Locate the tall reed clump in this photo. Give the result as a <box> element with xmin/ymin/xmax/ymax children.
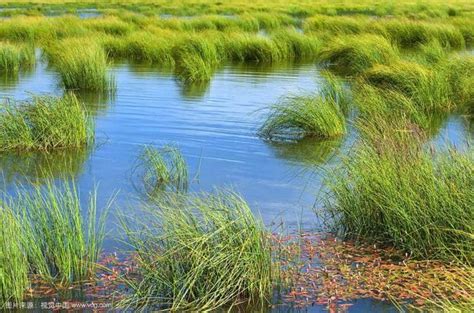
<box><xmin>135</xmin><ymin>145</ymin><xmax>188</xmax><ymax>194</ymax></box>
<box><xmin>324</xmin><ymin>135</ymin><xmax>474</xmax><ymax>264</ymax></box>
<box><xmin>0</xmin><ymin>94</ymin><xmax>94</xmax><ymax>151</ymax></box>
<box><xmin>120</xmin><ymin>191</ymin><xmax>272</xmax><ymax>311</ymax></box>
<box><xmin>224</xmin><ymin>32</ymin><xmax>282</xmax><ymax>63</ymax></box>
<box><xmin>270</xmin><ymin>29</ymin><xmax>321</xmax><ymax>61</ymax></box>
<box><xmin>5</xmin><ymin>180</ymin><xmax>111</xmax><ymax>286</ymax></box>
<box><xmin>378</xmin><ymin>19</ymin><xmax>465</xmax><ymax>49</ymax></box>
<box><xmin>362</xmin><ymin>60</ymin><xmax>452</xmax><ymax>113</ymax></box>
<box><xmin>0</xmin><ymin>207</ymin><xmax>29</xmax><ymax>306</ymax></box>
<box><xmin>173</xmin><ymin>35</ymin><xmax>221</xmax><ymax>82</ymax></box>
<box><xmin>437</xmin><ymin>55</ymin><xmax>474</xmax><ymax>110</ymax></box>
<box><xmin>47</xmin><ymin>38</ymin><xmax>114</xmax><ymax>91</ymax></box>
<box><xmin>318</xmin><ymin>34</ymin><xmax>399</xmax><ymax>75</ymax></box>
<box><xmin>259</xmin><ymin>72</ymin><xmax>350</xmax><ymax>140</ymax></box>
<box><xmin>0</xmin><ymin>42</ymin><xmax>34</xmax><ymax>73</ymax></box>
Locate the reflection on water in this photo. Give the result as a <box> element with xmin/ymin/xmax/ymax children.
<box><xmin>268</xmin><ymin>137</ymin><xmax>342</xmax><ymax>167</ymax></box>
<box><xmin>0</xmin><ymin>147</ymin><xmax>91</xmax><ymax>185</ymax></box>
<box><xmin>74</xmin><ymin>89</ymin><xmax>115</xmax><ymax>116</ymax></box>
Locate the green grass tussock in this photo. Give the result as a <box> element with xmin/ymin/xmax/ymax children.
<box><xmin>0</xmin><ymin>207</ymin><xmax>29</xmax><ymax>306</ymax></box>
<box><xmin>270</xmin><ymin>29</ymin><xmax>321</xmax><ymax>61</ymax></box>
<box><xmin>325</xmin><ymin>138</ymin><xmax>474</xmax><ymax>264</ymax></box>
<box><xmin>318</xmin><ymin>34</ymin><xmax>399</xmax><ymax>75</ymax></box>
<box><xmin>379</xmin><ymin>19</ymin><xmax>465</xmax><ymax>49</ymax></box>
<box><xmin>111</xmin><ymin>31</ymin><xmax>175</xmax><ymax>65</ymax></box>
<box><xmin>0</xmin><ymin>42</ymin><xmax>34</xmax><ymax>73</ymax></box>
<box><xmin>0</xmin><ymin>94</ymin><xmax>94</xmax><ymax>151</ymax></box>
<box><xmin>120</xmin><ymin>191</ymin><xmax>272</xmax><ymax>311</ymax></box>
<box><xmin>259</xmin><ymin>72</ymin><xmax>349</xmax><ymax>140</ymax></box>
<box><xmin>136</xmin><ymin>145</ymin><xmax>188</xmax><ymax>194</ymax></box>
<box><xmin>9</xmin><ymin>181</ymin><xmax>110</xmax><ymax>285</ymax></box>
<box><xmin>46</xmin><ymin>38</ymin><xmax>114</xmax><ymax>91</ymax></box>
<box><xmin>303</xmin><ymin>15</ymin><xmax>368</xmax><ymax>34</ymax></box>
<box><xmin>173</xmin><ymin>34</ymin><xmax>221</xmax><ymax>82</ymax></box>
<box><xmin>1</xmin><ymin>180</ymin><xmax>111</xmax><ymax>304</ymax></box>
<box><xmin>225</xmin><ymin>33</ymin><xmax>282</xmax><ymax>63</ymax></box>
<box><xmin>362</xmin><ymin>60</ymin><xmax>451</xmax><ymax>113</ymax></box>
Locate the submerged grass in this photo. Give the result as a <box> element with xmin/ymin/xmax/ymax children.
<box><xmin>259</xmin><ymin>72</ymin><xmax>349</xmax><ymax>140</ymax></box>
<box><xmin>0</xmin><ymin>94</ymin><xmax>93</xmax><ymax>151</ymax></box>
<box><xmin>136</xmin><ymin>145</ymin><xmax>188</xmax><ymax>194</ymax></box>
<box><xmin>120</xmin><ymin>191</ymin><xmax>272</xmax><ymax>311</ymax></box>
<box><xmin>0</xmin><ymin>42</ymin><xmax>34</xmax><ymax>73</ymax></box>
<box><xmin>325</xmin><ymin>135</ymin><xmax>474</xmax><ymax>264</ymax></box>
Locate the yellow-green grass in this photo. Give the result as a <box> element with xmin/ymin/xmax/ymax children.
<box><xmin>0</xmin><ymin>207</ymin><xmax>29</xmax><ymax>306</ymax></box>
<box><xmin>46</xmin><ymin>38</ymin><xmax>114</xmax><ymax>91</ymax></box>
<box><xmin>362</xmin><ymin>61</ymin><xmax>451</xmax><ymax>113</ymax></box>
<box><xmin>0</xmin><ymin>42</ymin><xmax>34</xmax><ymax>73</ymax></box>
<box><xmin>0</xmin><ymin>94</ymin><xmax>94</xmax><ymax>151</ymax></box>
<box><xmin>259</xmin><ymin>72</ymin><xmax>349</xmax><ymax>140</ymax></box>
<box><xmin>2</xmin><ymin>180</ymin><xmax>111</xmax><ymax>287</ymax></box>
<box><xmin>119</xmin><ymin>190</ymin><xmax>272</xmax><ymax>311</ymax></box>
<box><xmin>318</xmin><ymin>34</ymin><xmax>400</xmax><ymax>75</ymax></box>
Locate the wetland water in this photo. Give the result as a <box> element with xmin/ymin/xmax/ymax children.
<box><xmin>0</xmin><ymin>55</ymin><xmax>471</xmax><ymax>311</ymax></box>
<box><xmin>0</xmin><ymin>55</ymin><xmax>471</xmax><ymax>236</ymax></box>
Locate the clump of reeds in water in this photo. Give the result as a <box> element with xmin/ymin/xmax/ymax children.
<box><xmin>0</xmin><ymin>94</ymin><xmax>94</xmax><ymax>151</ymax></box>
<box><xmin>0</xmin><ymin>42</ymin><xmax>34</xmax><ymax>73</ymax></box>
<box><xmin>173</xmin><ymin>35</ymin><xmax>221</xmax><ymax>82</ymax></box>
<box><xmin>6</xmin><ymin>180</ymin><xmax>111</xmax><ymax>286</ymax></box>
<box><xmin>0</xmin><ymin>179</ymin><xmax>111</xmax><ymax>305</ymax></box>
<box><xmin>120</xmin><ymin>190</ymin><xmax>272</xmax><ymax>311</ymax></box>
<box><xmin>0</xmin><ymin>207</ymin><xmax>29</xmax><ymax>306</ymax></box>
<box><xmin>46</xmin><ymin>38</ymin><xmax>114</xmax><ymax>91</ymax></box>
<box><xmin>259</xmin><ymin>72</ymin><xmax>350</xmax><ymax>140</ymax></box>
<box><xmin>324</xmin><ymin>129</ymin><xmax>474</xmax><ymax>264</ymax></box>
<box><xmin>318</xmin><ymin>34</ymin><xmax>399</xmax><ymax>75</ymax></box>
<box><xmin>135</xmin><ymin>145</ymin><xmax>188</xmax><ymax>195</ymax></box>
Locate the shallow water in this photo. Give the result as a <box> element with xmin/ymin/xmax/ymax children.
<box><xmin>0</xmin><ymin>56</ymin><xmax>471</xmax><ymax>234</ymax></box>
<box><xmin>0</xmin><ymin>55</ymin><xmax>470</xmax><ymax>312</ymax></box>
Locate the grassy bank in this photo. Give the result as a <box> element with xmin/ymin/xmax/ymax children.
<box><xmin>0</xmin><ymin>94</ymin><xmax>94</xmax><ymax>151</ymax></box>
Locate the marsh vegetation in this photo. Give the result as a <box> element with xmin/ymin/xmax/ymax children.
<box><xmin>0</xmin><ymin>0</ymin><xmax>473</xmax><ymax>311</ymax></box>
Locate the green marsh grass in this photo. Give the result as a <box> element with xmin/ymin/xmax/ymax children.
<box><xmin>318</xmin><ymin>34</ymin><xmax>399</xmax><ymax>75</ymax></box>
<box><xmin>173</xmin><ymin>34</ymin><xmax>221</xmax><ymax>82</ymax></box>
<box><xmin>271</xmin><ymin>29</ymin><xmax>321</xmax><ymax>61</ymax></box>
<box><xmin>136</xmin><ymin>145</ymin><xmax>188</xmax><ymax>194</ymax></box>
<box><xmin>6</xmin><ymin>180</ymin><xmax>111</xmax><ymax>286</ymax></box>
<box><xmin>0</xmin><ymin>207</ymin><xmax>29</xmax><ymax>306</ymax></box>
<box><xmin>110</xmin><ymin>31</ymin><xmax>175</xmax><ymax>65</ymax></box>
<box><xmin>0</xmin><ymin>42</ymin><xmax>34</xmax><ymax>73</ymax></box>
<box><xmin>120</xmin><ymin>191</ymin><xmax>272</xmax><ymax>311</ymax></box>
<box><xmin>0</xmin><ymin>94</ymin><xmax>94</xmax><ymax>151</ymax></box>
<box><xmin>362</xmin><ymin>60</ymin><xmax>451</xmax><ymax>113</ymax></box>
<box><xmin>259</xmin><ymin>72</ymin><xmax>349</xmax><ymax>140</ymax></box>
<box><xmin>47</xmin><ymin>38</ymin><xmax>114</xmax><ymax>91</ymax></box>
<box><xmin>378</xmin><ymin>19</ymin><xmax>465</xmax><ymax>49</ymax></box>
<box><xmin>324</xmin><ymin>136</ymin><xmax>474</xmax><ymax>264</ymax></box>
